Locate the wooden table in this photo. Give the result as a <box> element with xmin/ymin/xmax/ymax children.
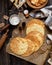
<box><xmin>0</xmin><ymin>0</ymin><xmax>52</xmax><ymax>65</ymax></box>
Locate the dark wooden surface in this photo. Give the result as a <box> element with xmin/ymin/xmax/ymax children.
<box><xmin>0</xmin><ymin>0</ymin><xmax>52</xmax><ymax>65</ymax></box>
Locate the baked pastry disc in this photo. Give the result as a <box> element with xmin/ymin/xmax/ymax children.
<box><xmin>26</xmin><ymin>19</ymin><xmax>45</xmax><ymax>36</ymax></box>
<box><xmin>26</xmin><ymin>0</ymin><xmax>48</xmax><ymax>9</ymax></box>
<box><xmin>22</xmin><ymin>39</ymin><xmax>35</xmax><ymax>56</ymax></box>
<box><xmin>10</xmin><ymin>37</ymin><xmax>29</xmax><ymax>55</ymax></box>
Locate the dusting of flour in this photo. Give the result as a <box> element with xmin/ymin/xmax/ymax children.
<box><xmin>10</xmin><ymin>16</ymin><xmax>20</xmax><ymax>25</ymax></box>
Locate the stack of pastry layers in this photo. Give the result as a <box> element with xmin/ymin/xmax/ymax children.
<box><xmin>9</xmin><ymin>19</ymin><xmax>45</xmax><ymax>57</ymax></box>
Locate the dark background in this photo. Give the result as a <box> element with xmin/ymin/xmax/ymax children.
<box><xmin>0</xmin><ymin>0</ymin><xmax>52</xmax><ymax>65</ymax></box>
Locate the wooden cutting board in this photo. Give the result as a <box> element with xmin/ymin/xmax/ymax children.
<box><xmin>6</xmin><ymin>42</ymin><xmax>51</xmax><ymax>65</ymax></box>
<box><xmin>6</xmin><ymin>13</ymin><xmax>51</xmax><ymax>65</ymax></box>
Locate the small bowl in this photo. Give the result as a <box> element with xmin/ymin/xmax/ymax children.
<box><xmin>9</xmin><ymin>14</ymin><xmax>20</xmax><ymax>26</ymax></box>
<box><xmin>26</xmin><ymin>0</ymin><xmax>48</xmax><ymax>9</ymax></box>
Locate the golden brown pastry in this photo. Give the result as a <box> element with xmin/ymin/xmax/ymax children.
<box><xmin>26</xmin><ymin>31</ymin><xmax>44</xmax><ymax>45</ymax></box>
<box><xmin>30</xmin><ymin>0</ymin><xmax>46</xmax><ymax>7</ymax></box>
<box><xmin>25</xmin><ymin>31</ymin><xmax>44</xmax><ymax>52</ymax></box>
<box><xmin>30</xmin><ymin>0</ymin><xmax>41</xmax><ymax>7</ymax></box>
<box><xmin>26</xmin><ymin>19</ymin><xmax>45</xmax><ymax>36</ymax></box>
<box><xmin>39</xmin><ymin>0</ymin><xmax>46</xmax><ymax>4</ymax></box>
<box><xmin>10</xmin><ymin>37</ymin><xmax>28</xmax><ymax>55</ymax></box>
<box><xmin>22</xmin><ymin>39</ymin><xmax>35</xmax><ymax>56</ymax></box>
<box><xmin>9</xmin><ymin>37</ymin><xmax>35</xmax><ymax>56</ymax></box>
<box><xmin>35</xmin><ymin>3</ymin><xmax>41</xmax><ymax>7</ymax></box>
<box><xmin>30</xmin><ymin>0</ymin><xmax>39</xmax><ymax>5</ymax></box>
<box><xmin>25</xmin><ymin>35</ymin><xmax>40</xmax><ymax>51</ymax></box>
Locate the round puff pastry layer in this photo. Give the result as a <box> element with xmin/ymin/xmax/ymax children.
<box><xmin>10</xmin><ymin>37</ymin><xmax>35</xmax><ymax>56</ymax></box>
<box><xmin>10</xmin><ymin>37</ymin><xmax>28</xmax><ymax>55</ymax></box>
<box><xmin>25</xmin><ymin>31</ymin><xmax>44</xmax><ymax>51</ymax></box>
<box><xmin>26</xmin><ymin>31</ymin><xmax>44</xmax><ymax>44</ymax></box>
<box><xmin>26</xmin><ymin>19</ymin><xmax>45</xmax><ymax>35</ymax></box>
<box><xmin>25</xmin><ymin>35</ymin><xmax>40</xmax><ymax>51</ymax></box>
<box><xmin>22</xmin><ymin>39</ymin><xmax>35</xmax><ymax>56</ymax></box>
